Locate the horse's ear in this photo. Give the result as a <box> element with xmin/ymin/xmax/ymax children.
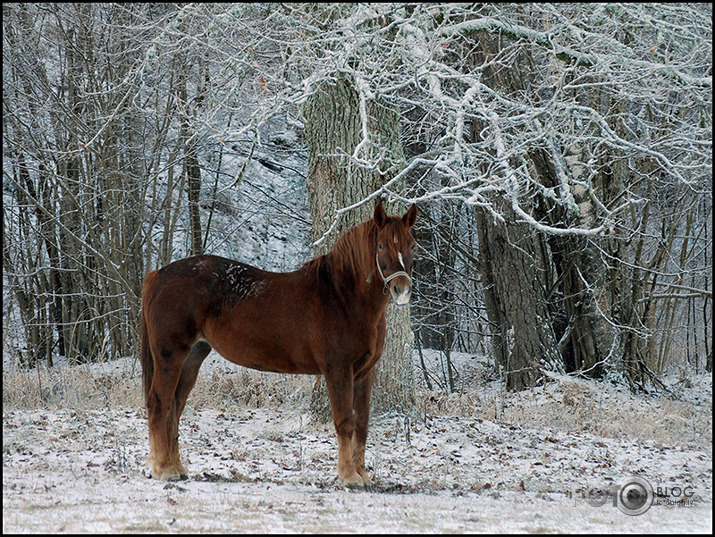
<box><xmin>374</xmin><ymin>202</ymin><xmax>388</xmax><ymax>228</ymax></box>
<box><xmin>402</xmin><ymin>203</ymin><xmax>417</xmax><ymax>228</ymax></box>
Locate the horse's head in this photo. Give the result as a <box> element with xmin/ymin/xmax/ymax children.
<box><xmin>373</xmin><ymin>202</ymin><xmax>418</xmax><ymax>306</ymax></box>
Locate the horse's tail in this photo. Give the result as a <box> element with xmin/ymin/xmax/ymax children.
<box><xmin>140</xmin><ymin>270</ymin><xmax>160</xmax><ymax>404</ymax></box>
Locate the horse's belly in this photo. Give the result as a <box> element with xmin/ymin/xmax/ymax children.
<box><xmin>214</xmin><ymin>341</ymin><xmax>318</xmax><ymax>375</ymax></box>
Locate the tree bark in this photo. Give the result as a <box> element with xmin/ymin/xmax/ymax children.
<box><xmin>529</xmin><ymin>145</ymin><xmax>617</xmax><ymax>379</ymax></box>
<box><xmin>176</xmin><ymin>55</ymin><xmax>204</xmax><ymax>258</ymax></box>
<box><xmin>475</xmin><ymin>197</ymin><xmax>562</xmax><ymax>391</ymax></box>
<box><xmin>302</xmin><ymin>74</ymin><xmax>416</xmax><ymax>419</ymax></box>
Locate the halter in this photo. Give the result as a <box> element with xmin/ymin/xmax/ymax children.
<box><xmin>374</xmin><ymin>252</ymin><xmax>411</xmax><ymax>295</ymax></box>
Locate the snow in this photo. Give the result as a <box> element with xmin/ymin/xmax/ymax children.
<box><xmin>3</xmin><ymin>352</ymin><xmax>712</xmax><ymax>533</ymax></box>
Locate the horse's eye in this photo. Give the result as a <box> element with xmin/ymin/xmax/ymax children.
<box><xmin>378</xmin><ymin>243</ymin><xmax>385</xmax><ymax>251</ymax></box>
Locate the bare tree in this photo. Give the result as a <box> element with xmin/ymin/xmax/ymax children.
<box><xmin>260</xmin><ymin>3</ymin><xmax>711</xmax><ymax>389</ymax></box>
<box><xmin>4</xmin><ymin>3</ymin><xmax>151</xmax><ymax>363</ymax></box>
<box><xmin>3</xmin><ymin>4</ymin><xmax>259</xmax><ymax>364</ymax></box>
<box><xmin>4</xmin><ymin>3</ymin><xmax>710</xmax><ymax>396</ymax></box>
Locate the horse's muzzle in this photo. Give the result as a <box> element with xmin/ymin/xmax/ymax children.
<box><xmin>389</xmin><ymin>280</ymin><xmax>411</xmax><ymax>306</ymax></box>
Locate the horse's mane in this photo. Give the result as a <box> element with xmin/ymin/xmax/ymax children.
<box><xmin>301</xmin><ymin>219</ymin><xmax>376</xmax><ymax>288</ymax></box>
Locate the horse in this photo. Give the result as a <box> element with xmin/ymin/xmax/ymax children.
<box><xmin>140</xmin><ymin>202</ymin><xmax>417</xmax><ymax>488</ymax></box>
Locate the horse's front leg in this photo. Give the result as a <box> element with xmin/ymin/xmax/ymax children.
<box><xmin>351</xmin><ymin>316</ymin><xmax>385</xmax><ymax>486</ymax></box>
<box><xmin>352</xmin><ymin>366</ymin><xmax>375</xmax><ymax>486</ymax></box>
<box><xmin>324</xmin><ymin>367</ymin><xmax>363</xmax><ymax>488</ymax></box>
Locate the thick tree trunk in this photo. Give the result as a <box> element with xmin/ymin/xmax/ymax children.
<box><xmin>475</xmin><ymin>197</ymin><xmax>562</xmax><ymax>391</ymax></box>
<box><xmin>302</xmin><ymin>75</ymin><xmax>416</xmax><ymax>420</ymax></box>
<box><xmin>529</xmin><ymin>146</ymin><xmax>617</xmax><ymax>379</ymax></box>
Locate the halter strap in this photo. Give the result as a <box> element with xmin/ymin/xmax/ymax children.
<box><xmin>374</xmin><ymin>252</ymin><xmax>411</xmax><ymax>292</ymax></box>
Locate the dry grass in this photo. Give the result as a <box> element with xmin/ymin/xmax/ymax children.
<box><xmin>417</xmin><ymin>373</ymin><xmax>712</xmax><ymax>450</ymax></box>
<box><xmin>188</xmin><ymin>367</ymin><xmax>315</xmax><ymax>410</ymax></box>
<box><xmin>2</xmin><ymin>356</ymin><xmax>711</xmax><ymax>451</ymax></box>
<box><xmin>1</xmin><ymin>357</ymin><xmax>315</xmax><ymax>412</ymax></box>
<box><xmin>2</xmin><ymin>361</ymin><xmax>142</xmax><ymax>410</ymax></box>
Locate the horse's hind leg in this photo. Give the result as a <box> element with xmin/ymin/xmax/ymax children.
<box><xmin>169</xmin><ymin>341</ymin><xmax>211</xmax><ymax>477</ymax></box>
<box><xmin>175</xmin><ymin>341</ymin><xmax>211</xmax><ymax>417</ymax></box>
<box><xmin>146</xmin><ymin>340</ymin><xmax>191</xmax><ymax>481</ymax></box>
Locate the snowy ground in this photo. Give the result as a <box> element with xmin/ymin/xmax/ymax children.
<box><xmin>3</xmin><ymin>353</ymin><xmax>712</xmax><ymax>533</ymax></box>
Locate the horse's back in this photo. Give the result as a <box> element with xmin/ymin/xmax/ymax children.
<box><xmin>145</xmin><ymin>254</ymin><xmax>267</xmax><ymax>306</ymax></box>
<box><xmin>141</xmin><ymin>254</ymin><xmax>349</xmax><ymax>375</ymax></box>
<box><xmin>142</xmin><ymin>256</ymin><xmax>258</xmax><ymax>345</ymax></box>
<box><xmin>142</xmin><ymin>255</ymin><xmax>291</xmax><ymax>355</ymax></box>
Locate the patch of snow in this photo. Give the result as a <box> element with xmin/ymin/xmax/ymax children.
<box><xmin>3</xmin><ymin>355</ymin><xmax>712</xmax><ymax>533</ymax></box>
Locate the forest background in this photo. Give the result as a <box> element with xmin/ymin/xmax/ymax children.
<box><xmin>3</xmin><ymin>3</ymin><xmax>711</xmax><ymax>406</ymax></box>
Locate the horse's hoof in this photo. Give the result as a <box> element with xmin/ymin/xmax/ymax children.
<box><xmin>152</xmin><ymin>465</ymin><xmax>187</xmax><ymax>481</ymax></box>
<box><xmin>342</xmin><ymin>473</ymin><xmax>367</xmax><ymax>489</ymax></box>
<box><xmin>357</xmin><ymin>469</ymin><xmax>373</xmax><ymax>487</ymax></box>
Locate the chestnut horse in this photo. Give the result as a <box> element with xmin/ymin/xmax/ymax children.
<box><xmin>140</xmin><ymin>202</ymin><xmax>417</xmax><ymax>487</ymax></box>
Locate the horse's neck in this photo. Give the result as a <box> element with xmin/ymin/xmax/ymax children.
<box><xmin>318</xmin><ymin>222</ymin><xmax>386</xmax><ymax>306</ymax></box>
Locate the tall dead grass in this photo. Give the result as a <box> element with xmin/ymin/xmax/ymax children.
<box><xmin>3</xmin><ymin>356</ymin><xmax>710</xmax><ymax>451</ymax></box>
<box><xmin>2</xmin><ymin>359</ymin><xmax>142</xmax><ymax>409</ymax></box>
<box><xmin>417</xmin><ymin>373</ymin><xmax>712</xmax><ymax>450</ymax></box>
<box><xmin>1</xmin><ymin>357</ymin><xmax>315</xmax><ymax>412</ymax></box>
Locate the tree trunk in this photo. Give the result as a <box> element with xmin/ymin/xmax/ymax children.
<box><xmin>412</xmin><ymin>203</ymin><xmax>458</xmax><ymax>354</ymax></box>
<box><xmin>529</xmin><ymin>145</ymin><xmax>617</xmax><ymax>378</ymax></box>
<box><xmin>302</xmin><ymin>74</ymin><xmax>416</xmax><ymax>420</ymax></box>
<box><xmin>475</xmin><ymin>197</ymin><xmax>562</xmax><ymax>391</ymax></box>
<box><xmin>177</xmin><ymin>56</ymin><xmax>204</xmax><ymax>258</ymax></box>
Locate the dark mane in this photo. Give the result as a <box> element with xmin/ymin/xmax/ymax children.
<box><xmin>301</xmin><ymin>219</ymin><xmax>376</xmax><ymax>288</ymax></box>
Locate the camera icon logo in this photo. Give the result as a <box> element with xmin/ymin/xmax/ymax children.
<box><xmin>617</xmin><ymin>476</ymin><xmax>654</xmax><ymax>516</ymax></box>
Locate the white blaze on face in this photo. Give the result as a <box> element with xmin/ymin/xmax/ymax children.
<box><xmin>377</xmin><ymin>234</ymin><xmax>412</xmax><ymax>306</ymax></box>
<box><xmin>391</xmin><ymin>252</ymin><xmax>411</xmax><ymax>306</ymax></box>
